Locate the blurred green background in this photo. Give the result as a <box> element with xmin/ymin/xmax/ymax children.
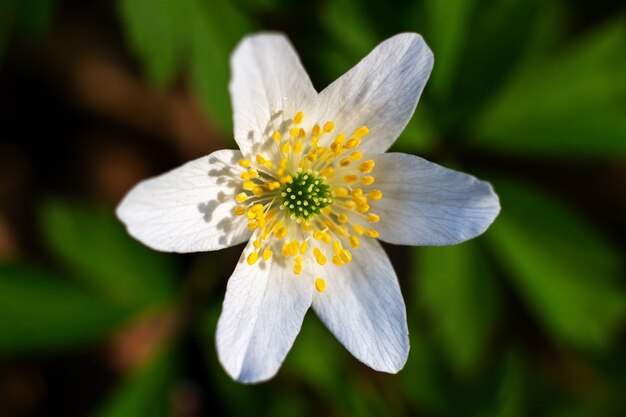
<box><xmin>1</xmin><ymin>0</ymin><xmax>625</xmax><ymax>416</ymax></box>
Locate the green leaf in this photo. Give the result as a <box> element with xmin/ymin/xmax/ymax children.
<box><xmin>413</xmin><ymin>0</ymin><xmax>477</xmax><ymax>102</ymax></box>
<box><xmin>15</xmin><ymin>0</ymin><xmax>57</xmax><ymax>37</ymax></box>
<box><xmin>40</xmin><ymin>199</ymin><xmax>175</xmax><ymax>308</ymax></box>
<box><xmin>471</xmin><ymin>21</ymin><xmax>626</xmax><ymax>155</ymax></box>
<box><xmin>118</xmin><ymin>0</ymin><xmax>253</xmax><ymax>134</ymax></box>
<box><xmin>94</xmin><ymin>345</ymin><xmax>177</xmax><ymax>417</ymax></box>
<box><xmin>416</xmin><ymin>241</ymin><xmax>501</xmax><ymax>375</ymax></box>
<box><xmin>0</xmin><ymin>264</ymin><xmax>126</xmax><ymax>354</ymax></box>
<box><xmin>488</xmin><ymin>179</ymin><xmax>626</xmax><ymax>350</ymax></box>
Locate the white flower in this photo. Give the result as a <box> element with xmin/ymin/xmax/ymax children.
<box><xmin>116</xmin><ymin>32</ymin><xmax>500</xmax><ymax>384</ymax></box>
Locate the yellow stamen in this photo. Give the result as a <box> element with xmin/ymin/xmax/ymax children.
<box><xmin>333</xmin><ymin>187</ymin><xmax>349</xmax><ymax>197</ymax></box>
<box><xmin>272</xmin><ymin>131</ymin><xmax>282</xmax><ymax>142</ymax></box>
<box><xmin>289</xmin><ymin>127</ymin><xmax>300</xmax><ymax>138</ymax></box>
<box><xmin>365</xmin><ymin>229</ymin><xmax>379</xmax><ymax>238</ymax></box>
<box><xmin>367</xmin><ymin>213</ymin><xmax>380</xmax><ymax>222</ymax></box>
<box><xmin>313</xmin><ymin>248</ymin><xmax>327</xmax><ymax>265</ymax></box>
<box><xmin>315</xmin><ymin>278</ymin><xmax>326</xmax><ymax>292</ymax></box>
<box><xmin>368</xmin><ymin>190</ymin><xmax>383</xmax><ymax>200</ymax></box>
<box><xmin>312</xmin><ymin>124</ymin><xmax>321</xmax><ymax>138</ymax></box>
<box><xmin>234</xmin><ymin>206</ymin><xmax>246</xmax><ymax>216</ymax></box>
<box><xmin>281</xmin><ymin>143</ymin><xmax>291</xmax><ymax>154</ymax></box>
<box><xmin>344</xmin><ymin>174</ymin><xmax>358</xmax><ymax>183</ymax></box>
<box><xmin>353</xmin><ymin>126</ymin><xmax>369</xmax><ymax>138</ymax></box>
<box><xmin>262</xmin><ymin>248</ymin><xmax>272</xmax><ymax>261</ymax></box>
<box><xmin>359</xmin><ymin>160</ymin><xmax>375</xmax><ymax>173</ymax></box>
<box><xmin>236</xmin><ymin>193</ymin><xmax>248</xmax><ymax>203</ymax></box>
<box><xmin>362</xmin><ymin>176</ymin><xmax>375</xmax><ymax>185</ymax></box>
<box><xmin>349</xmin><ymin>235</ymin><xmax>360</xmax><ymax>248</ymax></box>
<box><xmin>239</xmin><ymin>159</ymin><xmax>251</xmax><ymax>168</ymax></box>
<box><xmin>344</xmin><ymin>138</ymin><xmax>360</xmax><ymax>149</ymax></box>
<box><xmin>247</xmin><ymin>251</ymin><xmax>259</xmax><ymax>265</ymax></box>
<box><xmin>253</xmin><ymin>239</ymin><xmax>262</xmax><ymax>249</ymax></box>
<box><xmin>323</xmin><ymin>122</ymin><xmax>335</xmax><ymax>133</ymax></box>
<box><xmin>294</xmin><ymin>111</ymin><xmax>304</xmax><ymax>125</ymax></box>
<box><xmin>253</xmin><ymin>187</ymin><xmax>264</xmax><ymax>197</ymax></box>
<box><xmin>243</xmin><ymin>181</ymin><xmax>255</xmax><ymax>190</ymax></box>
<box><xmin>337</xmin><ymin>214</ymin><xmax>349</xmax><ymax>224</ymax></box>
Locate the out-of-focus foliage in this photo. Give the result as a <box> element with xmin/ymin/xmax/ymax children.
<box><xmin>118</xmin><ymin>0</ymin><xmax>254</xmax><ymax>133</ymax></box>
<box><xmin>0</xmin><ymin>0</ymin><xmax>625</xmax><ymax>416</ymax></box>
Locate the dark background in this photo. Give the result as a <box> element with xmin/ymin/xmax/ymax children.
<box><xmin>1</xmin><ymin>0</ymin><xmax>625</xmax><ymax>416</ymax></box>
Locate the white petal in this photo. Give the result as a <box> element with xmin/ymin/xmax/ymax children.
<box><xmin>316</xmin><ymin>33</ymin><xmax>433</xmax><ymax>154</ymax></box>
<box><xmin>116</xmin><ymin>150</ymin><xmax>250</xmax><ymax>253</ymax></box>
<box><xmin>216</xmin><ymin>240</ymin><xmax>313</xmax><ymax>383</ymax></box>
<box><xmin>371</xmin><ymin>153</ymin><xmax>500</xmax><ymax>246</ymax></box>
<box><xmin>230</xmin><ymin>33</ymin><xmax>318</xmax><ymax>157</ymax></box>
<box><xmin>311</xmin><ymin>238</ymin><xmax>409</xmax><ymax>373</ymax></box>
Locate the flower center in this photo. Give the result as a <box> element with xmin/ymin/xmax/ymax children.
<box><xmin>231</xmin><ymin>111</ymin><xmax>384</xmax><ymax>293</ymax></box>
<box><xmin>281</xmin><ymin>170</ymin><xmax>332</xmax><ymax>220</ymax></box>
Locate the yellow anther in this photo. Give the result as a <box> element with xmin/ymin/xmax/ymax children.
<box><xmin>248</xmin><ymin>169</ymin><xmax>259</xmax><ymax>178</ymax></box>
<box><xmin>313</xmin><ymin>230</ymin><xmax>325</xmax><ymax>240</ymax></box>
<box><xmin>264</xmin><ymin>160</ymin><xmax>274</xmax><ymax>169</ymax></box>
<box><xmin>367</xmin><ymin>213</ymin><xmax>380</xmax><ymax>222</ymax></box>
<box><xmin>340</xmin><ymin>158</ymin><xmax>351</xmax><ymax>167</ymax></box>
<box><xmin>314</xmin><ymin>248</ymin><xmax>327</xmax><ymax>265</ymax></box>
<box><xmin>321</xmin><ymin>207</ymin><xmax>332</xmax><ymax>216</ymax></box>
<box><xmin>312</xmin><ymin>124</ymin><xmax>321</xmax><ymax>138</ymax></box>
<box><xmin>354</xmin><ymin>195</ymin><xmax>368</xmax><ymax>206</ymax></box>
<box><xmin>333</xmin><ymin>187</ymin><xmax>349</xmax><ymax>197</ymax></box>
<box><xmin>353</xmin><ymin>126</ymin><xmax>369</xmax><ymax>138</ymax></box>
<box><xmin>275</xmin><ymin>226</ymin><xmax>288</xmax><ymax>239</ymax></box>
<box><xmin>344</xmin><ymin>174</ymin><xmax>358</xmax><ymax>183</ymax></box>
<box><xmin>250</xmin><ymin>204</ymin><xmax>263</xmax><ymax>213</ymax></box>
<box><xmin>272</xmin><ymin>131</ymin><xmax>282</xmax><ymax>142</ymax></box>
<box><xmin>349</xmin><ymin>235</ymin><xmax>360</xmax><ymax>248</ymax></box>
<box><xmin>336</xmin><ymin>226</ymin><xmax>349</xmax><ymax>237</ymax></box>
<box><xmin>280</xmin><ymin>175</ymin><xmax>293</xmax><ymax>184</ymax></box>
<box><xmin>330</xmin><ymin>142</ymin><xmax>342</xmax><ymax>154</ymax></box>
<box><xmin>258</xmin><ymin>218</ymin><xmax>267</xmax><ymax>229</ymax></box>
<box><xmin>281</xmin><ymin>142</ymin><xmax>291</xmax><ymax>154</ymax></box>
<box><xmin>315</xmin><ymin>278</ymin><xmax>326</xmax><ymax>293</ymax></box>
<box><xmin>359</xmin><ymin>160</ymin><xmax>375</xmax><ymax>173</ymax></box>
<box><xmin>289</xmin><ymin>127</ymin><xmax>300</xmax><ymax>138</ymax></box>
<box><xmin>294</xmin><ymin>263</ymin><xmax>303</xmax><ymax>275</ymax></box>
<box><xmin>298</xmin><ymin>129</ymin><xmax>306</xmax><ymax>140</ymax></box>
<box><xmin>253</xmin><ymin>187</ymin><xmax>264</xmax><ymax>197</ymax></box>
<box><xmin>239</xmin><ymin>159</ymin><xmax>251</xmax><ymax>167</ymax></box>
<box><xmin>361</xmin><ymin>176</ymin><xmax>375</xmax><ymax>185</ymax></box>
<box><xmin>332</xmin><ymin>255</ymin><xmax>344</xmax><ymax>266</ymax></box>
<box><xmin>303</xmin><ymin>221</ymin><xmax>313</xmax><ymax>231</ymax></box>
<box><xmin>350</xmin><ymin>151</ymin><xmax>363</xmax><ymax>161</ymax></box>
<box><xmin>334</xmin><ymin>133</ymin><xmax>346</xmax><ymax>145</ymax></box>
<box><xmin>288</xmin><ymin>241</ymin><xmax>299</xmax><ymax>256</ymax></box>
<box><xmin>267</xmin><ymin>181</ymin><xmax>280</xmax><ymax>190</ymax></box>
<box><xmin>322</xmin><ymin>233</ymin><xmax>332</xmax><ymax>244</ymax></box>
<box><xmin>368</xmin><ymin>190</ymin><xmax>383</xmax><ymax>200</ymax></box>
<box><xmin>246</xmin><ymin>210</ymin><xmax>256</xmax><ymax>220</ymax></box>
<box><xmin>332</xmin><ymin>240</ymin><xmax>342</xmax><ymax>254</ymax></box>
<box><xmin>323</xmin><ymin>121</ymin><xmax>335</xmax><ymax>133</ymax></box>
<box><xmin>337</xmin><ymin>214</ymin><xmax>349</xmax><ymax>224</ymax></box>
<box><xmin>340</xmin><ymin>249</ymin><xmax>352</xmax><ymax>263</ymax></box>
<box><xmin>344</xmin><ymin>138</ymin><xmax>360</xmax><ymax>149</ymax></box>
<box><xmin>353</xmin><ymin>224</ymin><xmax>365</xmax><ymax>235</ymax></box>
<box><xmin>234</xmin><ymin>206</ymin><xmax>246</xmax><ymax>216</ymax></box>
<box><xmin>294</xmin><ymin>141</ymin><xmax>303</xmax><ymax>153</ymax></box>
<box><xmin>236</xmin><ymin>193</ymin><xmax>248</xmax><ymax>203</ymax></box>
<box><xmin>282</xmin><ymin>243</ymin><xmax>290</xmax><ymax>257</ymax></box>
<box><xmin>320</xmin><ymin>167</ymin><xmax>334</xmax><ymax>178</ymax></box>
<box><xmin>241</xmin><ymin>172</ymin><xmax>251</xmax><ymax>181</ymax></box>
<box><xmin>343</xmin><ymin>200</ymin><xmax>357</xmax><ymax>210</ymax></box>
<box><xmin>256</xmin><ymin>154</ymin><xmax>266</xmax><ymax>164</ymax></box>
<box><xmin>280</xmin><ymin>158</ymin><xmax>288</xmax><ymax>168</ymax></box>
<box><xmin>247</xmin><ymin>251</ymin><xmax>259</xmax><ymax>265</ymax></box>
<box><xmin>357</xmin><ymin>204</ymin><xmax>370</xmax><ymax>213</ymax></box>
<box><xmin>247</xmin><ymin>220</ymin><xmax>258</xmax><ymax>230</ymax></box>
<box><xmin>365</xmin><ymin>229</ymin><xmax>379</xmax><ymax>238</ymax></box>
<box><xmin>300</xmin><ymin>241</ymin><xmax>308</xmax><ymax>254</ymax></box>
<box><xmin>351</xmin><ymin>188</ymin><xmax>363</xmax><ymax>197</ymax></box>
<box><xmin>294</xmin><ymin>111</ymin><xmax>304</xmax><ymax>125</ymax></box>
<box><xmin>243</xmin><ymin>181</ymin><xmax>255</xmax><ymax>190</ymax></box>
<box><xmin>262</xmin><ymin>248</ymin><xmax>272</xmax><ymax>261</ymax></box>
<box><xmin>253</xmin><ymin>239</ymin><xmax>262</xmax><ymax>249</ymax></box>
<box><xmin>266</xmin><ymin>210</ymin><xmax>277</xmax><ymax>220</ymax></box>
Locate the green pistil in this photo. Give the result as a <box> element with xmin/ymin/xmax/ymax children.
<box><xmin>280</xmin><ymin>170</ymin><xmax>332</xmax><ymax>219</ymax></box>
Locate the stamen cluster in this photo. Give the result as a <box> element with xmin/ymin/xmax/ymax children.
<box><xmin>232</xmin><ymin>111</ymin><xmax>383</xmax><ymax>292</ymax></box>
